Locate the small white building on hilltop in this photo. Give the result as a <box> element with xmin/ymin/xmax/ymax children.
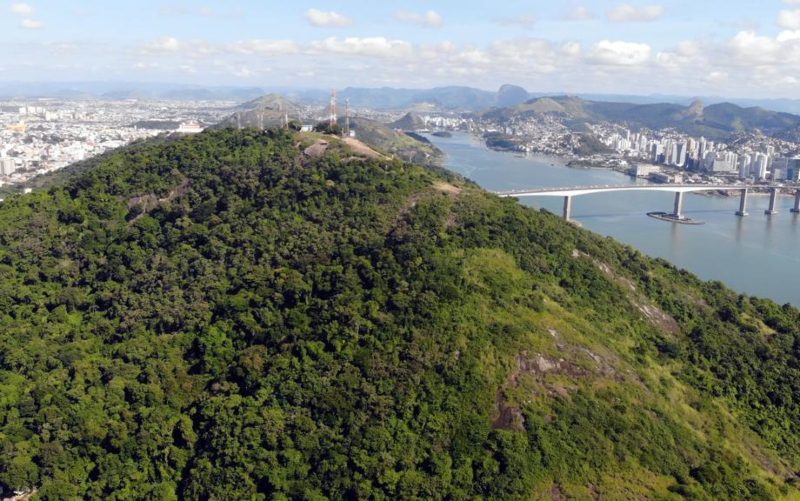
<box><xmin>177</xmin><ymin>121</ymin><xmax>204</xmax><ymax>134</ymax></box>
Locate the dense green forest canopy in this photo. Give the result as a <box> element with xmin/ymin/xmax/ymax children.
<box><xmin>1</xmin><ymin>128</ymin><xmax>799</xmax><ymax>499</ymax></box>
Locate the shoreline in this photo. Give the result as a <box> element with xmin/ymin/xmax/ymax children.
<box><xmin>479</xmin><ymin>139</ymin><xmax>800</xmax><ymax>198</ymax></box>
<box><xmin>427</xmin><ymin>130</ymin><xmax>800</xmax><ymax>306</ymax></box>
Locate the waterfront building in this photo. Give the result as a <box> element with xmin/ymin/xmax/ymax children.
<box><xmin>650</xmin><ymin>142</ymin><xmax>664</xmax><ymax>163</ymax></box>
<box><xmin>786</xmin><ymin>158</ymin><xmax>800</xmax><ymax>182</ymax></box>
<box><xmin>738</xmin><ymin>154</ymin><xmax>752</xmax><ymax>178</ymax></box>
<box><xmin>753</xmin><ymin>153</ymin><xmax>769</xmax><ymax>180</ymax></box>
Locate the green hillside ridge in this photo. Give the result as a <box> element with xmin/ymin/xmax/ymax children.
<box><xmin>348</xmin><ymin>116</ymin><xmax>443</xmax><ymax>165</ymax></box>
<box><xmin>0</xmin><ymin>128</ymin><xmax>799</xmax><ymax>499</ymax></box>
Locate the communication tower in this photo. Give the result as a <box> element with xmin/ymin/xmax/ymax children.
<box><xmin>329</xmin><ymin>89</ymin><xmax>337</xmax><ymax>128</ymax></box>
<box><xmin>345</xmin><ymin>98</ymin><xmax>350</xmax><ymax>136</ymax></box>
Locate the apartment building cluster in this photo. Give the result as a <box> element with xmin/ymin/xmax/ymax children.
<box><xmin>597</xmin><ymin>124</ymin><xmax>800</xmax><ymax>182</ymax></box>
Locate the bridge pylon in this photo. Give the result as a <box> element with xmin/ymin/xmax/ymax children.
<box><xmin>736</xmin><ymin>188</ymin><xmax>749</xmax><ymax>217</ymax></box>
<box><xmin>672</xmin><ymin>192</ymin><xmax>685</xmax><ymax>219</ymax></box>
<box><xmin>791</xmin><ymin>190</ymin><xmax>800</xmax><ymax>214</ymax></box>
<box><xmin>563</xmin><ymin>196</ymin><xmax>572</xmax><ymax>220</ymax></box>
<box><xmin>765</xmin><ymin>188</ymin><xmax>779</xmax><ymax>215</ymax></box>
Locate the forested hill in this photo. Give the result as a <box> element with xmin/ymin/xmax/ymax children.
<box><xmin>2</xmin><ymin>128</ymin><xmax>800</xmax><ymax>499</ymax></box>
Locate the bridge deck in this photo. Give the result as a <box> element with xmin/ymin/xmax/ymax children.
<box><xmin>495</xmin><ymin>184</ymin><xmax>769</xmax><ymax>198</ymax></box>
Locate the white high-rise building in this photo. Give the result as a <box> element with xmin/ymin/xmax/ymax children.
<box><xmin>738</xmin><ymin>154</ymin><xmax>752</xmax><ymax>178</ymax></box>
<box><xmin>651</xmin><ymin>142</ymin><xmax>663</xmax><ymax>163</ymax></box>
<box><xmin>676</xmin><ymin>143</ymin><xmax>687</xmax><ymax>167</ymax></box>
<box><xmin>710</xmin><ymin>152</ymin><xmax>737</xmax><ymax>173</ymax></box>
<box><xmin>687</xmin><ymin>137</ymin><xmax>697</xmax><ymax>158</ymax></box>
<box><xmin>753</xmin><ymin>153</ymin><xmax>769</xmax><ymax>180</ymax></box>
<box><xmin>0</xmin><ymin>158</ymin><xmax>17</xmax><ymax>176</ymax></box>
<box><xmin>703</xmin><ymin>151</ymin><xmax>716</xmax><ymax>171</ymax></box>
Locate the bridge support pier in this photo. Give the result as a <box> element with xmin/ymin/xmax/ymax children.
<box><xmin>765</xmin><ymin>188</ymin><xmax>779</xmax><ymax>215</ymax></box>
<box><xmin>563</xmin><ymin>196</ymin><xmax>572</xmax><ymax>220</ymax></box>
<box><xmin>791</xmin><ymin>190</ymin><xmax>800</xmax><ymax>214</ymax></box>
<box><xmin>672</xmin><ymin>192</ymin><xmax>685</xmax><ymax>219</ymax></box>
<box><xmin>736</xmin><ymin>188</ymin><xmax>749</xmax><ymax>216</ymax></box>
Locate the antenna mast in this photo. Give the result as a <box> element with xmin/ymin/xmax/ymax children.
<box><xmin>329</xmin><ymin>89</ymin><xmax>337</xmax><ymax>129</ymax></box>
<box><xmin>345</xmin><ymin>98</ymin><xmax>350</xmax><ymax>136</ymax></box>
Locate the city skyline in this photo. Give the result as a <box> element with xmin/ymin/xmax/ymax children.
<box><xmin>3</xmin><ymin>1</ymin><xmax>800</xmax><ymax>98</ymax></box>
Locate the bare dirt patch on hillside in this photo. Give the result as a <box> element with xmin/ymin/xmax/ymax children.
<box><xmin>433</xmin><ymin>181</ymin><xmax>462</xmax><ymax>195</ymax></box>
<box><xmin>303</xmin><ymin>139</ymin><xmax>329</xmax><ymax>160</ymax></box>
<box><xmin>343</xmin><ymin>137</ymin><xmax>384</xmax><ymax>159</ymax></box>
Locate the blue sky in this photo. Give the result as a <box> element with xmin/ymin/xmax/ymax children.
<box><xmin>3</xmin><ymin>1</ymin><xmax>800</xmax><ymax>97</ymax></box>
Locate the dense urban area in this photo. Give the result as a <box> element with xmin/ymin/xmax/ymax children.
<box><xmin>426</xmin><ymin>111</ymin><xmax>800</xmax><ymax>187</ymax></box>
<box><xmin>0</xmin><ymin>100</ymin><xmax>233</xmax><ymax>186</ymax></box>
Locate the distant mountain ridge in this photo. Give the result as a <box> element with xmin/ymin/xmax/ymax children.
<box><xmin>6</xmin><ymin>81</ymin><xmax>800</xmax><ymax>114</ymax></box>
<box><xmin>488</xmin><ymin>95</ymin><xmax>800</xmax><ymax>140</ymax></box>
<box><xmin>389</xmin><ymin>112</ymin><xmax>427</xmax><ymax>130</ymax></box>
<box><xmin>214</xmin><ymin>93</ymin><xmax>302</xmax><ymax>129</ymax></box>
<box><xmin>496</xmin><ymin>84</ymin><xmax>529</xmax><ymax>108</ymax></box>
<box><xmin>336</xmin><ymin>86</ymin><xmax>499</xmax><ymax>111</ymax></box>
<box><xmin>235</xmin><ymin>93</ymin><xmax>302</xmax><ymax>113</ymax></box>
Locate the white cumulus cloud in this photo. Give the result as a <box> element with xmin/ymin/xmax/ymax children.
<box><xmin>234</xmin><ymin>66</ymin><xmax>253</xmax><ymax>78</ymax></box>
<box><xmin>305</xmin><ymin>9</ymin><xmax>351</xmax><ymax>27</ymax></box>
<box><xmin>141</xmin><ymin>37</ymin><xmax>181</xmax><ymax>54</ymax></box>
<box><xmin>724</xmin><ymin>30</ymin><xmax>800</xmax><ymax>67</ymax></box>
<box><xmin>495</xmin><ymin>15</ymin><xmax>536</xmax><ymax>30</ymax></box>
<box><xmin>566</xmin><ymin>6</ymin><xmax>594</xmax><ymax>21</ymax></box>
<box><xmin>20</xmin><ymin>18</ymin><xmax>43</xmax><ymax>29</ymax></box>
<box><xmin>10</xmin><ymin>2</ymin><xmax>33</xmax><ymax>14</ymax></box>
<box><xmin>394</xmin><ymin>10</ymin><xmax>443</xmax><ymax>28</ymax></box>
<box><xmin>588</xmin><ymin>40</ymin><xmax>651</xmax><ymax>65</ymax></box>
<box><xmin>310</xmin><ymin>37</ymin><xmax>414</xmax><ymax>59</ymax></box>
<box><xmin>228</xmin><ymin>39</ymin><xmax>299</xmax><ymax>55</ymax></box>
<box><xmin>607</xmin><ymin>4</ymin><xmax>664</xmax><ymax>22</ymax></box>
<box><xmin>778</xmin><ymin>9</ymin><xmax>800</xmax><ymax>29</ymax></box>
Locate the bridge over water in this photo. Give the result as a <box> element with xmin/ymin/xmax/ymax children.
<box><xmin>495</xmin><ymin>184</ymin><xmax>800</xmax><ymax>221</ymax></box>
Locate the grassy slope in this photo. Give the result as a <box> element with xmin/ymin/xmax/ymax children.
<box><xmin>349</xmin><ymin>117</ymin><xmax>443</xmax><ymax>165</ymax></box>
<box><xmin>0</xmin><ymin>129</ymin><xmax>798</xmax><ymax>499</ymax></box>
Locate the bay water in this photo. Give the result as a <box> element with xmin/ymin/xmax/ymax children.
<box><xmin>428</xmin><ymin>132</ymin><xmax>800</xmax><ymax>305</ymax></box>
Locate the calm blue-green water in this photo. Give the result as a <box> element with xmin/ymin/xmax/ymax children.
<box><xmin>428</xmin><ymin>132</ymin><xmax>800</xmax><ymax>306</ymax></box>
